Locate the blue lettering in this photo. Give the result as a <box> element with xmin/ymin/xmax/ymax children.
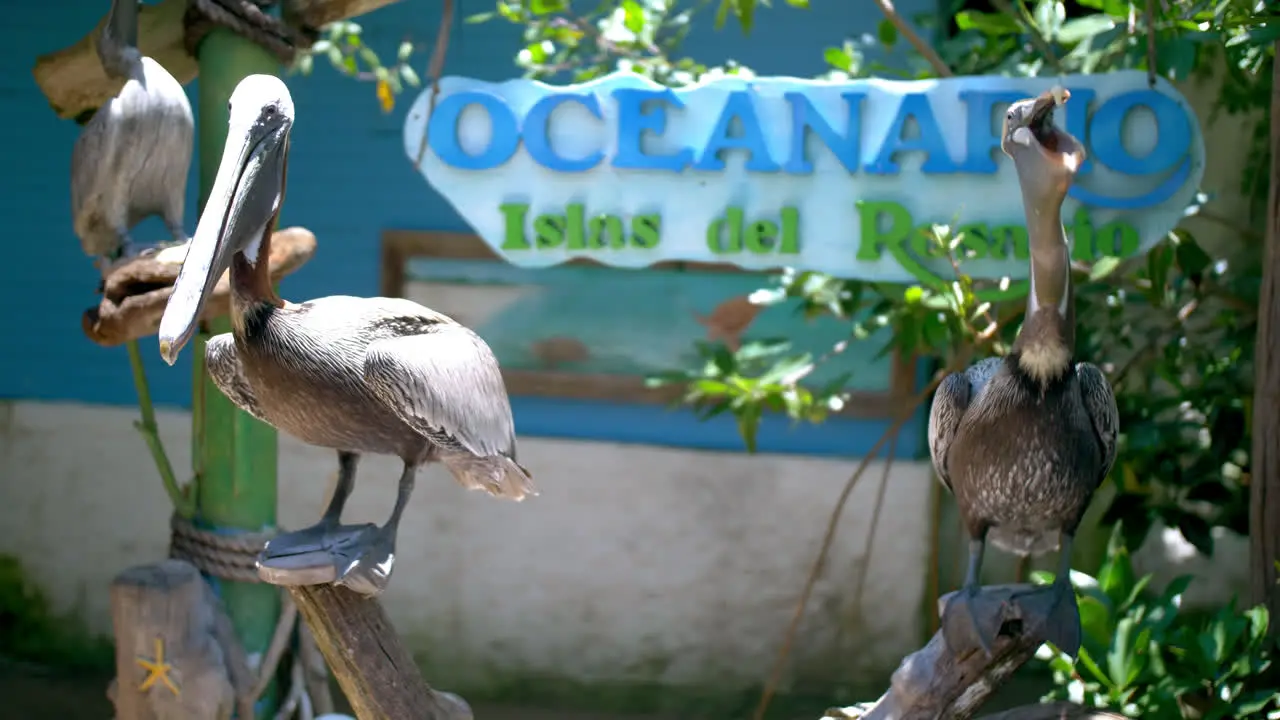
<box><xmin>692</xmin><ymin>90</ymin><xmax>780</xmax><ymax>172</ymax></box>
<box><xmin>427</xmin><ymin>91</ymin><xmax>520</xmax><ymax>170</ymax></box>
<box><xmin>865</xmin><ymin>93</ymin><xmax>958</xmax><ymax>175</ymax></box>
<box><xmin>1090</xmin><ymin>90</ymin><xmax>1191</xmax><ymax>176</ymax></box>
<box><xmin>611</xmin><ymin>88</ymin><xmax>694</xmax><ymax>172</ymax></box>
<box><xmin>783</xmin><ymin>91</ymin><xmax>865</xmax><ymax>174</ymax></box>
<box><xmin>524</xmin><ymin>93</ymin><xmax>605</xmax><ymax>172</ymax></box>
<box><xmin>955</xmin><ymin>90</ymin><xmax>1023</xmax><ymax>174</ymax></box>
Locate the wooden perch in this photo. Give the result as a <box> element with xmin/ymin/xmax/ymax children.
<box><xmin>288</xmin><ymin>584</ymin><xmax>473</xmax><ymax>720</ymax></box>
<box><xmin>109</xmin><ymin>559</ymin><xmax>257</xmax><ymax>720</ymax></box>
<box><xmin>32</xmin><ymin>0</ymin><xmax>405</xmax><ymax>120</ymax></box>
<box><xmin>827</xmin><ymin>584</ymin><xmax>1104</xmax><ymax>720</ymax></box>
<box><xmin>82</xmin><ymin>226</ymin><xmax>317</xmax><ymax>347</ymax></box>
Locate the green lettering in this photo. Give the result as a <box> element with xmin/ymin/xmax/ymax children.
<box><xmin>779</xmin><ymin>207</ymin><xmax>800</xmax><ymax>254</ymax></box>
<box><xmin>854</xmin><ymin>200</ymin><xmax>945</xmax><ymax>290</ymax></box>
<box><xmin>631</xmin><ymin>214</ymin><xmax>661</xmax><ymax>249</ymax></box>
<box><xmin>991</xmin><ymin>224</ymin><xmax>1028</xmax><ymax>260</ymax></box>
<box><xmin>533</xmin><ymin>213</ymin><xmax>565</xmax><ymax>249</ymax></box>
<box><xmin>855</xmin><ymin>200</ymin><xmax>908</xmax><ymax>261</ymax></box>
<box><xmin>1070</xmin><ymin>208</ymin><xmax>1095</xmax><ymax>262</ymax></box>
<box><xmin>707</xmin><ymin>207</ymin><xmax>744</xmax><ymax>254</ymax></box>
<box><xmin>1097</xmin><ymin>221</ymin><xmax>1139</xmax><ymax>257</ymax></box>
<box><xmin>955</xmin><ymin>224</ymin><xmax>990</xmax><ymax>260</ymax></box>
<box><xmin>745</xmin><ymin>219</ymin><xmax>778</xmax><ymax>254</ymax></box>
<box><xmin>589</xmin><ymin>215</ymin><xmax>625</xmax><ymax>249</ymax></box>
<box><xmin>500</xmin><ymin>203</ymin><xmax>531</xmax><ymax>250</ymax></box>
<box><xmin>565</xmin><ymin>203</ymin><xmax>587</xmax><ymax>250</ymax></box>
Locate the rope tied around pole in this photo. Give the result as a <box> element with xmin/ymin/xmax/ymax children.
<box><xmin>183</xmin><ymin>0</ymin><xmax>317</xmax><ymax>66</ymax></box>
<box><xmin>169</xmin><ymin>513</ymin><xmax>335</xmax><ymax>719</ymax></box>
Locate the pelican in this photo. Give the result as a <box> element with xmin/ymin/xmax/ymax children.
<box><xmin>927</xmin><ymin>88</ymin><xmax>1118</xmax><ymax>660</ymax></box>
<box><xmin>156</xmin><ymin>75</ymin><xmax>536</xmax><ymax>597</ymax></box>
<box><xmin>71</xmin><ymin>0</ymin><xmax>193</xmax><ymax>277</ymax></box>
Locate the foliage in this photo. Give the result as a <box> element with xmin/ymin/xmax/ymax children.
<box><xmin>0</xmin><ymin>555</ymin><xmax>113</xmax><ymax>672</ymax></box>
<box><xmin>1035</xmin><ymin>525</ymin><xmax>1280</xmax><ymax>718</ymax></box>
<box><xmin>288</xmin><ymin>21</ymin><xmax>423</xmax><ymax>113</ymax></box>
<box><xmin>467</xmin><ymin>0</ymin><xmax>1273</xmax><ymax>553</ymax></box>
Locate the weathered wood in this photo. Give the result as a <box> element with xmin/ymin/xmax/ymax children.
<box><xmin>825</xmin><ymin>703</ymin><xmax>1124</xmax><ymax>720</ymax></box>
<box><xmin>32</xmin><ymin>0</ymin><xmax>405</xmax><ymax>121</ymax></box>
<box><xmin>288</xmin><ymin>584</ymin><xmax>473</xmax><ymax>720</ymax></box>
<box><xmin>109</xmin><ymin>559</ymin><xmax>255</xmax><ymax>720</ymax></box>
<box><xmin>81</xmin><ymin>226</ymin><xmax>317</xmax><ymax>347</ymax></box>
<box><xmin>848</xmin><ymin>584</ymin><xmax>1064</xmax><ymax>720</ymax></box>
<box><xmin>1249</xmin><ymin>39</ymin><xmax>1280</xmax><ymax>643</ymax></box>
<box><xmin>979</xmin><ymin>704</ymin><xmax>1126</xmax><ymax>720</ymax></box>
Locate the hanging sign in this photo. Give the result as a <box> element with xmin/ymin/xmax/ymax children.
<box><xmin>402</xmin><ymin>70</ymin><xmax>1203</xmax><ymax>290</ymax></box>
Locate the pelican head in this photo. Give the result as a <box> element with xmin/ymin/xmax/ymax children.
<box><xmin>1001</xmin><ymin>87</ymin><xmax>1084</xmax><ymax>209</ymax></box>
<box><xmin>158</xmin><ymin>74</ymin><xmax>293</xmax><ymax>366</ymax></box>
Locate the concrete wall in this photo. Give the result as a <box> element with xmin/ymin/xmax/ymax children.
<box><xmin>0</xmin><ymin>400</ymin><xmax>934</xmax><ymax>706</ymax></box>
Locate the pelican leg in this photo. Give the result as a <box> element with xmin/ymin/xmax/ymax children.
<box><xmin>256</xmin><ymin>451</ymin><xmax>381</xmax><ymax>589</ymax></box>
<box><xmin>333</xmin><ymin>461</ymin><xmax>419</xmax><ymax>597</ymax></box>
<box><xmin>941</xmin><ymin>534</ymin><xmax>1005</xmax><ymax>657</ymax></box>
<box><xmin>1008</xmin><ymin>533</ymin><xmax>1083</xmax><ymax>659</ymax></box>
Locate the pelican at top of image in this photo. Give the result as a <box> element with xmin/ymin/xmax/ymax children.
<box><xmin>71</xmin><ymin>0</ymin><xmax>194</xmax><ymax>278</ymax></box>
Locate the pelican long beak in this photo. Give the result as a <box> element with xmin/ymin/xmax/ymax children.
<box><xmin>157</xmin><ymin>101</ymin><xmax>289</xmax><ymax>365</ymax></box>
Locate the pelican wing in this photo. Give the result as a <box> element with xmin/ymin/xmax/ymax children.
<box><xmin>363</xmin><ymin>323</ymin><xmax>517</xmax><ymax>459</ymax></box>
<box><xmin>205</xmin><ymin>333</ymin><xmax>271</xmax><ymax>424</ymax></box>
<box><xmin>1076</xmin><ymin>361</ymin><xmax>1119</xmax><ymax>489</ymax></box>
<box><xmin>928</xmin><ymin>357</ymin><xmax>1001</xmax><ymax>492</ymax></box>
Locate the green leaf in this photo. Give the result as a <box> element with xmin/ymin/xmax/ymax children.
<box><xmin>359</xmin><ymin>47</ymin><xmax>381</xmax><ymax>70</ymax></box>
<box><xmin>1056</xmin><ymin>14</ymin><xmax>1115</xmax><ymax>43</ymax></box>
<box><xmin>622</xmin><ymin>0</ymin><xmax>645</xmax><ymax>33</ymax></box>
<box><xmin>784</xmin><ymin>0</ymin><xmax>808</xmax><ymax>7</ymax></box>
<box><xmin>824</xmin><ymin>46</ymin><xmax>852</xmax><ymax>71</ymax></box>
<box><xmin>465</xmin><ymin>11</ymin><xmax>496</xmax><ymax>23</ymax></box>
<box><xmin>296</xmin><ymin>53</ymin><xmax>313</xmax><ymax>76</ymax></box>
<box><xmin>955</xmin><ymin>10</ymin><xmax>1019</xmax><ymax>35</ymax></box>
<box><xmin>400</xmin><ymin>64</ymin><xmax>421</xmax><ymax>88</ymax></box>
<box><xmin>397</xmin><ymin>41</ymin><xmax>414</xmax><ymax>63</ymax></box>
<box><xmin>877</xmin><ymin>19</ymin><xmax>898</xmax><ymax>47</ymax></box>
<box><xmin>1089</xmin><ymin>255</ymin><xmax>1122</xmax><ymax>281</ymax></box>
<box><xmin>530</xmin><ymin>0</ymin><xmax>566</xmax><ymax>15</ymax></box>
<box><xmin>1173</xmin><ymin>232</ymin><xmax>1212</xmax><ymax>277</ymax></box>
<box><xmin>326</xmin><ymin>45</ymin><xmax>344</xmax><ymax>70</ymax></box>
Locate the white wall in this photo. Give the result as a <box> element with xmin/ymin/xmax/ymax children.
<box><xmin>0</xmin><ymin>399</ymin><xmax>935</xmax><ymax>696</ymax></box>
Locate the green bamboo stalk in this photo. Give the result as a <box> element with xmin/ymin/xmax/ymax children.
<box><xmin>126</xmin><ymin>338</ymin><xmax>196</xmax><ymax>518</ymax></box>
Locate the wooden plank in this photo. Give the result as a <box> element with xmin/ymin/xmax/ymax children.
<box><xmin>287</xmin><ymin>584</ymin><xmax>472</xmax><ymax>720</ymax></box>
<box><xmin>380</xmin><ymin>229</ymin><xmax>918</xmax><ymax>420</ymax></box>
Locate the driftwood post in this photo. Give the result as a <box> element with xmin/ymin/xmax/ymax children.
<box><xmin>287</xmin><ymin>585</ymin><xmax>473</xmax><ymax>720</ymax></box>
<box><xmin>109</xmin><ymin>560</ymin><xmax>256</xmax><ymax>720</ymax></box>
<box><xmin>825</xmin><ymin>585</ymin><xmax>1115</xmax><ymax>720</ymax></box>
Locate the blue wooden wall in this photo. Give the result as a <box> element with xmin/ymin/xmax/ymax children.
<box><xmin>0</xmin><ymin>0</ymin><xmax>934</xmax><ymax>457</ymax></box>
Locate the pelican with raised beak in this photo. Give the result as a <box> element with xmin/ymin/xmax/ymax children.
<box><xmin>71</xmin><ymin>0</ymin><xmax>193</xmax><ymax>276</ymax></box>
<box><xmin>927</xmin><ymin>88</ymin><xmax>1118</xmax><ymax>659</ymax></box>
<box><xmin>157</xmin><ymin>75</ymin><xmax>536</xmax><ymax>596</ymax></box>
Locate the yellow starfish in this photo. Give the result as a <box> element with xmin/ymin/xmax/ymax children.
<box><xmin>136</xmin><ymin>636</ymin><xmax>180</xmax><ymax>697</ymax></box>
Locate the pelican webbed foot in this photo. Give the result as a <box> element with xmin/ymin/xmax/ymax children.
<box><xmin>256</xmin><ymin>519</ymin><xmax>382</xmax><ymax>588</ymax></box>
<box><xmin>941</xmin><ymin>582</ymin><xmax>1006</xmax><ymax>657</ymax></box>
<box><xmin>1008</xmin><ymin>537</ymin><xmax>1082</xmax><ymax>659</ymax></box>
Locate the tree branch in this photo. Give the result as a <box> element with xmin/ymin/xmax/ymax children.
<box><xmin>869</xmin><ymin>0</ymin><xmax>953</xmax><ymax>77</ymax></box>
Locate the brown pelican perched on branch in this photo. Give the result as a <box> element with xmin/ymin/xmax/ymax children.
<box><xmin>156</xmin><ymin>75</ymin><xmax>536</xmax><ymax>597</ymax></box>
<box><xmin>927</xmin><ymin>88</ymin><xmax>1118</xmax><ymax>660</ymax></box>
<box><xmin>71</xmin><ymin>0</ymin><xmax>193</xmax><ymax>276</ymax></box>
